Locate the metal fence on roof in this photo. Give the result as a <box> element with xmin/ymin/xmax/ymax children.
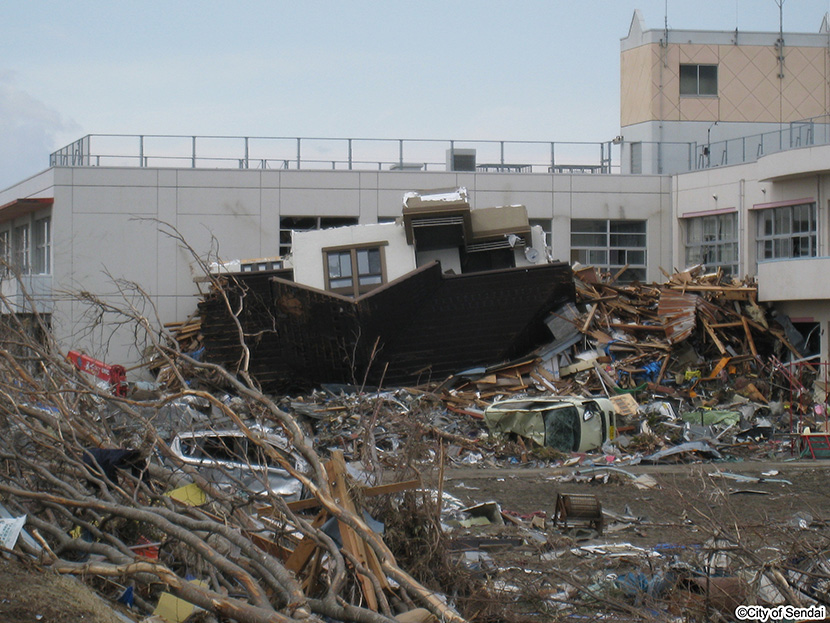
<box><xmin>49</xmin><ymin>116</ymin><xmax>830</xmax><ymax>176</ymax></box>
<box><xmin>49</xmin><ymin>134</ymin><xmax>623</xmax><ymax>174</ymax></box>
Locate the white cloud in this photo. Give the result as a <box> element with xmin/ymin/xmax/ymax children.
<box><xmin>0</xmin><ymin>72</ymin><xmax>78</xmax><ymax>190</ymax></box>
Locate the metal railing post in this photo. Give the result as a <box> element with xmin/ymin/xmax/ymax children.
<box><xmin>500</xmin><ymin>141</ymin><xmax>505</xmax><ymax>168</ymax></box>
<box><xmin>192</xmin><ymin>136</ymin><xmax>197</xmax><ymax>168</ymax></box>
<box><xmin>244</xmin><ymin>137</ymin><xmax>249</xmax><ymax>169</ymax></box>
<box><xmin>399</xmin><ymin>139</ymin><xmax>404</xmax><ymax>169</ymax></box>
<box><xmin>139</xmin><ymin>135</ymin><xmax>145</xmax><ymax>167</ymax></box>
<box><xmin>297</xmin><ymin>138</ymin><xmax>301</xmax><ymax>169</ymax></box>
<box><xmin>348</xmin><ymin>139</ymin><xmax>353</xmax><ymax>170</ymax></box>
<box><xmin>550</xmin><ymin>142</ymin><xmax>555</xmax><ymax>173</ymax></box>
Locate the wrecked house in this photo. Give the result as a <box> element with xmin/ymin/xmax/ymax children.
<box><xmin>198</xmin><ymin>189</ymin><xmax>573</xmax><ymax>389</ymax></box>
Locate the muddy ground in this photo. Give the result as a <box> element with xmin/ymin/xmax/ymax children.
<box><xmin>432</xmin><ymin>458</ymin><xmax>830</xmax><ymax>620</ymax></box>
<box><xmin>2</xmin><ymin>458</ymin><xmax>829</xmax><ymax>622</ymax></box>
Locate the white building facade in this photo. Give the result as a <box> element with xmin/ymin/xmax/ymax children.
<box><xmin>2</xmin><ymin>11</ymin><xmax>830</xmax><ymax>372</ymax></box>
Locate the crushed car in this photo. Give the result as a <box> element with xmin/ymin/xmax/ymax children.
<box><xmin>484</xmin><ymin>396</ymin><xmax>617</xmax><ymax>453</ymax></box>
<box><xmin>168</xmin><ymin>424</ymin><xmax>309</xmax><ymax>500</ymax></box>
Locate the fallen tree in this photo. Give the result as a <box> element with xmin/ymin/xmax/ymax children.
<box><xmin>0</xmin><ymin>258</ymin><xmax>468</xmax><ymax>623</ymax></box>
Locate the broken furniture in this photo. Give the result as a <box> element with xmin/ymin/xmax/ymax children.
<box><xmin>553</xmin><ymin>492</ymin><xmax>603</xmax><ymax>534</ymax></box>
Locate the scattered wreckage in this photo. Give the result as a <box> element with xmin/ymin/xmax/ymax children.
<box><xmin>3</xmin><ymin>258</ymin><xmax>830</xmax><ymax>622</ymax></box>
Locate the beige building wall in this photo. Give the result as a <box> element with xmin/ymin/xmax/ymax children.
<box><xmin>622</xmin><ymin>41</ymin><xmax>829</xmax><ymax>127</ymax></box>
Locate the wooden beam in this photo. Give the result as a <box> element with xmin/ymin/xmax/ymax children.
<box><xmin>284</xmin><ymin>510</ymin><xmax>328</xmax><ymax>574</ymax></box>
<box><xmin>702</xmin><ymin>319</ymin><xmax>728</xmax><ymax>355</ymax></box>
<box><xmin>581</xmin><ymin>303</ymin><xmax>599</xmax><ymax>333</ymax></box>
<box><xmin>741</xmin><ymin>316</ymin><xmax>758</xmax><ymax>358</ymax></box>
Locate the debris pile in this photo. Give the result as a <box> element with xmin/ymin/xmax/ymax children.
<box><xmin>2</xmin><ymin>262</ymin><xmax>830</xmax><ymax>622</ymax></box>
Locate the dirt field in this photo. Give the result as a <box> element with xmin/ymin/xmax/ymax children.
<box><xmin>432</xmin><ymin>459</ymin><xmax>830</xmax><ymax>620</ymax></box>
<box><xmin>2</xmin><ymin>458</ymin><xmax>829</xmax><ymax>622</ymax></box>
<box><xmin>439</xmin><ymin>459</ymin><xmax>830</xmax><ymax>540</ymax></box>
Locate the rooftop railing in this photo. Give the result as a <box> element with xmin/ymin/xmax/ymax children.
<box><xmin>693</xmin><ymin>115</ymin><xmax>830</xmax><ymax>170</ymax></box>
<box><xmin>50</xmin><ymin>135</ymin><xmax>622</xmax><ymax>174</ymax></box>
<box><xmin>49</xmin><ymin>116</ymin><xmax>830</xmax><ymax>177</ymax></box>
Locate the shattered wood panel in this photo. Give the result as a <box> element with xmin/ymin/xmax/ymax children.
<box><xmin>364</xmin><ymin>263</ymin><xmax>576</xmax><ymax>386</ymax></box>
<box><xmin>658</xmin><ymin>288</ymin><xmax>699</xmax><ymax>344</ymax></box>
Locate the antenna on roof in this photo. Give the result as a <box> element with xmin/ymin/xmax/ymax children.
<box><xmin>775</xmin><ymin>0</ymin><xmax>785</xmax><ymax>79</ymax></box>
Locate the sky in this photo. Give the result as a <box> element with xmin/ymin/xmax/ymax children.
<box><xmin>3</xmin><ymin>0</ymin><xmax>830</xmax><ymax>189</ymax></box>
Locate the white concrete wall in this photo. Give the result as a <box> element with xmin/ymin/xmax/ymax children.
<box><xmin>0</xmin><ymin>165</ymin><xmax>673</xmax><ymax>372</ymax></box>
<box><xmin>290</xmin><ymin>222</ymin><xmax>414</xmax><ymax>290</ymax></box>
<box><xmin>758</xmin><ymin>258</ymin><xmax>830</xmax><ymax>301</ymax></box>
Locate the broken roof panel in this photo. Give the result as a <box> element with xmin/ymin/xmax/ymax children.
<box><xmin>198</xmin><ymin>261</ymin><xmax>576</xmax><ymax>390</ymax></box>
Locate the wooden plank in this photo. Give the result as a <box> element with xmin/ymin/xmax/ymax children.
<box><xmin>741</xmin><ymin>316</ymin><xmax>758</xmax><ymax>358</ymax></box>
<box><xmin>702</xmin><ymin>319</ymin><xmax>728</xmax><ymax>355</ymax></box>
<box><xmin>581</xmin><ymin>303</ymin><xmax>599</xmax><ymax>333</ymax></box>
<box><xmin>608</xmin><ymin>323</ymin><xmax>665</xmax><ymax>332</ymax></box>
<box><xmin>709</xmin><ymin>322</ymin><xmax>743</xmax><ymax>329</ymax></box>
<box><xmin>330</xmin><ymin>450</ymin><xmax>381</xmax><ymax>609</ymax></box>
<box><xmin>655</xmin><ymin>354</ymin><xmax>671</xmax><ymax>386</ymax></box>
<box><xmin>284</xmin><ymin>510</ymin><xmax>328</xmax><ymax>574</ymax></box>
<box><xmin>246</xmin><ymin>531</ymin><xmax>292</xmax><ymax>561</ymax></box>
<box><xmin>700</xmin><ymin>356</ymin><xmax>731</xmax><ymax>381</ymax></box>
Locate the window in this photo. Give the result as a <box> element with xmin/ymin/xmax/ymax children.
<box><xmin>570</xmin><ymin>219</ymin><xmax>647</xmax><ymax>282</ymax></box>
<box><xmin>324</xmin><ymin>244</ymin><xmax>385</xmax><ymax>297</ymax></box>
<box><xmin>680</xmin><ymin>64</ymin><xmax>718</xmax><ymax>96</ymax></box>
<box><xmin>0</xmin><ymin>230</ymin><xmax>9</xmax><ymax>276</ymax></box>
<box><xmin>279</xmin><ymin>216</ymin><xmax>359</xmax><ymax>256</ymax></box>
<box><xmin>12</xmin><ymin>224</ymin><xmax>30</xmax><ymax>274</ymax></box>
<box><xmin>685</xmin><ymin>213</ymin><xmax>738</xmax><ymax>275</ymax></box>
<box><xmin>756</xmin><ymin>202</ymin><xmax>817</xmax><ymax>260</ymax></box>
<box><xmin>33</xmin><ymin>217</ymin><xmax>51</xmax><ymax>274</ymax></box>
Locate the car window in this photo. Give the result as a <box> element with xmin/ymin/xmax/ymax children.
<box><xmin>544</xmin><ymin>406</ymin><xmax>581</xmax><ymax>452</ymax></box>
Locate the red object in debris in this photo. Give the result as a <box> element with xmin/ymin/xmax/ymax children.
<box><xmin>66</xmin><ymin>350</ymin><xmax>128</xmax><ymax>397</ymax></box>
<box><xmin>131</xmin><ymin>536</ymin><xmax>160</xmax><ymax>560</ymax></box>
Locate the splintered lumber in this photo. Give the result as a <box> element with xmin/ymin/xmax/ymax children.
<box><xmin>665</xmin><ymin>283</ymin><xmax>757</xmax><ymax>301</ymax></box>
<box><xmin>702</xmin><ymin>319</ymin><xmax>728</xmax><ymax>355</ymax></box>
<box><xmin>741</xmin><ymin>316</ymin><xmax>759</xmax><ymax>358</ymax></box>
<box><xmin>329</xmin><ymin>450</ymin><xmax>386</xmax><ymax>609</ymax></box>
<box><xmin>581</xmin><ymin>303</ymin><xmax>599</xmax><ymax>333</ymax></box>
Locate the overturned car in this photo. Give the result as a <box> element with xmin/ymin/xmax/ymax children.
<box><xmin>168</xmin><ymin>425</ymin><xmax>309</xmax><ymax>500</ymax></box>
<box><xmin>484</xmin><ymin>396</ymin><xmax>617</xmax><ymax>453</ymax></box>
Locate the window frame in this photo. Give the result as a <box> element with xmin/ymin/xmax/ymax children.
<box><xmin>756</xmin><ymin>202</ymin><xmax>817</xmax><ymax>261</ymax></box>
<box><xmin>684</xmin><ymin>212</ymin><xmax>739</xmax><ymax>275</ymax></box>
<box><xmin>323</xmin><ymin>242</ymin><xmax>387</xmax><ymax>297</ymax></box>
<box><xmin>12</xmin><ymin>223</ymin><xmax>30</xmax><ymax>275</ymax></box>
<box><xmin>33</xmin><ymin>216</ymin><xmax>51</xmax><ymax>275</ymax></box>
<box><xmin>279</xmin><ymin>216</ymin><xmax>359</xmax><ymax>256</ymax></box>
<box><xmin>680</xmin><ymin>63</ymin><xmax>718</xmax><ymax>97</ymax></box>
<box><xmin>570</xmin><ymin>219</ymin><xmax>648</xmax><ymax>283</ymax></box>
<box><xmin>0</xmin><ymin>229</ymin><xmax>9</xmax><ymax>277</ymax></box>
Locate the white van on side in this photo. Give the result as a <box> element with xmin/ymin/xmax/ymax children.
<box><xmin>484</xmin><ymin>396</ymin><xmax>617</xmax><ymax>453</ymax></box>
